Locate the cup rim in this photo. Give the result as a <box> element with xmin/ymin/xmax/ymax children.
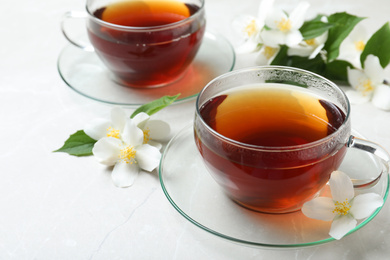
<box><xmin>195</xmin><ymin>65</ymin><xmax>351</xmax><ymax>152</ymax></box>
<box><xmin>85</xmin><ymin>0</ymin><xmax>205</xmax><ymax>31</ymax></box>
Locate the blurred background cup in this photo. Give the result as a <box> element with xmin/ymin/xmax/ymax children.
<box><xmin>194</xmin><ymin>66</ymin><xmax>390</xmax><ymax>214</ymax></box>
<box><xmin>61</xmin><ymin>0</ymin><xmax>206</xmax><ymax>88</ymax></box>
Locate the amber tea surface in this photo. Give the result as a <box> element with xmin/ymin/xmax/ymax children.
<box><xmin>200</xmin><ymin>84</ymin><xmax>345</xmax><ymax>147</ymax></box>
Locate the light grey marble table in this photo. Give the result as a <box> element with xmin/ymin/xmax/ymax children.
<box><xmin>1</xmin><ymin>0</ymin><xmax>390</xmax><ymax>259</ymax></box>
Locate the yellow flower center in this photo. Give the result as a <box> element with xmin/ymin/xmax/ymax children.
<box><xmin>263</xmin><ymin>46</ymin><xmax>277</xmax><ymax>59</ymax></box>
<box><xmin>107</xmin><ymin>127</ymin><xmax>120</xmax><ymax>139</ymax></box>
<box><xmin>305</xmin><ymin>39</ymin><xmax>316</xmax><ymax>46</ymax></box>
<box><xmin>143</xmin><ymin>128</ymin><xmax>151</xmax><ymax>144</ymax></box>
<box><xmin>360</xmin><ymin>79</ymin><xmax>374</xmax><ymax>95</ymax></box>
<box><xmin>333</xmin><ymin>199</ymin><xmax>351</xmax><ymax>215</ymax></box>
<box><xmin>354</xmin><ymin>40</ymin><xmax>365</xmax><ymax>51</ymax></box>
<box><xmin>244</xmin><ymin>19</ymin><xmax>258</xmax><ymax>37</ymax></box>
<box><xmin>277</xmin><ymin>18</ymin><xmax>292</xmax><ymax>32</ymax></box>
<box><xmin>119</xmin><ymin>146</ymin><xmax>137</xmax><ymax>164</ymax></box>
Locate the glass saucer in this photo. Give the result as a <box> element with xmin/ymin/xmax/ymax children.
<box><xmin>159</xmin><ymin>124</ymin><xmax>389</xmax><ymax>249</ymax></box>
<box><xmin>57</xmin><ymin>31</ymin><xmax>235</xmax><ymax>107</ymax></box>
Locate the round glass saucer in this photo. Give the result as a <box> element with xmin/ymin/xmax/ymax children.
<box><xmin>159</xmin><ymin>124</ymin><xmax>389</xmax><ymax>249</ymax></box>
<box><xmin>57</xmin><ymin>31</ymin><xmax>235</xmax><ymax>107</ymax></box>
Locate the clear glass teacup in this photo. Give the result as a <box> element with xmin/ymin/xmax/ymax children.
<box><xmin>194</xmin><ymin>66</ymin><xmax>390</xmax><ymax>214</ymax></box>
<box><xmin>61</xmin><ymin>0</ymin><xmax>206</xmax><ymax>88</ymax></box>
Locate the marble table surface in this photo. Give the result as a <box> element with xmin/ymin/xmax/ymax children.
<box><xmin>1</xmin><ymin>0</ymin><xmax>390</xmax><ymax>259</ymax></box>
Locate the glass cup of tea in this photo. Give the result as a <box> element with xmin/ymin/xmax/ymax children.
<box><xmin>61</xmin><ymin>0</ymin><xmax>206</xmax><ymax>88</ymax></box>
<box><xmin>194</xmin><ymin>66</ymin><xmax>390</xmax><ymax>214</ymax></box>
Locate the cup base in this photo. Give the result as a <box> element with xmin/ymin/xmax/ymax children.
<box><xmin>231</xmin><ymin>198</ymin><xmax>303</xmax><ymax>214</ymax></box>
<box><xmin>110</xmin><ymin>69</ymin><xmax>188</xmax><ymax>89</ymax></box>
<box><xmin>228</xmin><ymin>188</ymin><xmax>323</xmax><ymax>214</ymax></box>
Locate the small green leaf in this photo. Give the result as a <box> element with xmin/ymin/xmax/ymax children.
<box><xmin>361</xmin><ymin>22</ymin><xmax>390</xmax><ymax>68</ymax></box>
<box><xmin>130</xmin><ymin>94</ymin><xmax>180</xmax><ymax>118</ymax></box>
<box><xmin>324</xmin><ymin>12</ymin><xmax>365</xmax><ymax>62</ymax></box>
<box><xmin>270</xmin><ymin>45</ymin><xmax>289</xmax><ymax>66</ymax></box>
<box><xmin>271</xmin><ymin>46</ymin><xmax>326</xmax><ymax>75</ymax></box>
<box><xmin>324</xmin><ymin>59</ymin><xmax>353</xmax><ymax>83</ymax></box>
<box><xmin>54</xmin><ymin>130</ymin><xmax>96</xmax><ymax>156</ymax></box>
<box><xmin>300</xmin><ymin>20</ymin><xmax>334</xmax><ymax>40</ymax></box>
<box><xmin>289</xmin><ymin>54</ymin><xmax>326</xmax><ymax>75</ymax></box>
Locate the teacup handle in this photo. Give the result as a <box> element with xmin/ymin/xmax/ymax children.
<box><xmin>347</xmin><ymin>135</ymin><xmax>390</xmax><ymax>188</ymax></box>
<box><xmin>61</xmin><ymin>11</ymin><xmax>94</xmax><ymax>52</ymax></box>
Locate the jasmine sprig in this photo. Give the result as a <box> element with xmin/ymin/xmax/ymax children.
<box><xmin>233</xmin><ymin>1</ymin><xmax>390</xmax><ymax>83</ymax></box>
<box><xmin>233</xmin><ymin>0</ymin><xmax>390</xmax><ymax>110</ymax></box>
<box><xmin>54</xmin><ymin>94</ymin><xmax>179</xmax><ymax>157</ymax></box>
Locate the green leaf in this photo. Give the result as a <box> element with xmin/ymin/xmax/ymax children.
<box><xmin>324</xmin><ymin>59</ymin><xmax>353</xmax><ymax>83</ymax></box>
<box><xmin>130</xmin><ymin>94</ymin><xmax>180</xmax><ymax>118</ymax></box>
<box><xmin>271</xmin><ymin>46</ymin><xmax>326</xmax><ymax>75</ymax></box>
<box><xmin>53</xmin><ymin>130</ymin><xmax>96</xmax><ymax>156</ymax></box>
<box><xmin>300</xmin><ymin>20</ymin><xmax>334</xmax><ymax>40</ymax></box>
<box><xmin>324</xmin><ymin>12</ymin><xmax>365</xmax><ymax>62</ymax></box>
<box><xmin>270</xmin><ymin>45</ymin><xmax>289</xmax><ymax>66</ymax></box>
<box><xmin>361</xmin><ymin>22</ymin><xmax>390</xmax><ymax>68</ymax></box>
<box><xmin>289</xmin><ymin>55</ymin><xmax>326</xmax><ymax>75</ymax></box>
<box><xmin>271</xmin><ymin>47</ymin><xmax>351</xmax><ymax>84</ymax></box>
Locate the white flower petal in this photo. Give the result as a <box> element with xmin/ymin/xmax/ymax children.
<box><xmin>111</xmin><ymin>161</ymin><xmax>139</xmax><ymax>188</ymax></box>
<box><xmin>301</xmin><ymin>197</ymin><xmax>336</xmax><ymax>221</ymax></box>
<box><xmin>287</xmin><ymin>45</ymin><xmax>313</xmax><ymax>57</ymax></box>
<box><xmin>345</xmin><ymin>89</ymin><xmax>371</xmax><ymax>104</ymax></box>
<box><xmin>364</xmin><ymin>55</ymin><xmax>385</xmax><ymax>84</ymax></box>
<box><xmin>135</xmin><ymin>144</ymin><xmax>161</xmax><ymax>172</ymax></box>
<box><xmin>110</xmin><ymin>107</ymin><xmax>127</xmax><ymax>131</ymax></box>
<box><xmin>289</xmin><ymin>2</ymin><xmax>310</xmax><ymax>29</ymax></box>
<box><xmin>347</xmin><ymin>24</ymin><xmax>368</xmax><ymax>43</ymax></box>
<box><xmin>132</xmin><ymin>112</ymin><xmax>150</xmax><ymax>129</ymax></box>
<box><xmin>235</xmin><ymin>37</ymin><xmax>260</xmax><ymax>53</ymax></box>
<box><xmin>309</xmin><ymin>43</ymin><xmax>324</xmax><ymax>59</ymax></box>
<box><xmin>265</xmin><ymin>8</ymin><xmax>287</xmax><ymax>30</ymax></box>
<box><xmin>350</xmin><ymin>193</ymin><xmax>384</xmax><ymax>219</ymax></box>
<box><xmin>122</xmin><ymin>119</ymin><xmax>144</xmax><ymax>146</ymax></box>
<box><xmin>148</xmin><ymin>140</ymin><xmax>163</xmax><ymax>150</ymax></box>
<box><xmin>256</xmin><ymin>51</ymin><xmax>271</xmax><ymax>65</ymax></box>
<box><xmin>232</xmin><ymin>15</ymin><xmax>259</xmax><ymax>39</ymax></box>
<box><xmin>285</xmin><ymin>30</ymin><xmax>304</xmax><ymax>47</ymax></box>
<box><xmin>146</xmin><ymin>120</ymin><xmax>170</xmax><ymax>141</ymax></box>
<box><xmin>338</xmin><ymin>48</ymin><xmax>361</xmax><ymax>69</ymax></box>
<box><xmin>257</xmin><ymin>0</ymin><xmax>274</xmax><ymax>25</ymax></box>
<box><xmin>261</xmin><ymin>30</ymin><xmax>287</xmax><ymax>47</ymax></box>
<box><xmin>92</xmin><ymin>137</ymin><xmax>121</xmax><ymax>166</ymax></box>
<box><xmin>329</xmin><ymin>171</ymin><xmax>354</xmax><ymax>202</ymax></box>
<box><xmin>339</xmin><ymin>23</ymin><xmax>368</xmax><ymax>67</ymax></box>
<box><xmin>317</xmin><ymin>31</ymin><xmax>329</xmax><ymax>43</ymax></box>
<box><xmin>372</xmin><ymin>84</ymin><xmax>390</xmax><ymax>111</ymax></box>
<box><xmin>329</xmin><ymin>214</ymin><xmax>357</xmax><ymax>240</ymax></box>
<box><xmin>347</xmin><ymin>67</ymin><xmax>367</xmax><ymax>90</ymax></box>
<box><xmin>84</xmin><ymin>118</ymin><xmax>111</xmax><ymax>140</ymax></box>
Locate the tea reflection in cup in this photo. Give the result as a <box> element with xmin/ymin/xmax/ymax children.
<box><xmin>194</xmin><ymin>66</ymin><xmax>389</xmax><ymax>214</ymax></box>
<box><xmin>62</xmin><ymin>0</ymin><xmax>206</xmax><ymax>88</ymax></box>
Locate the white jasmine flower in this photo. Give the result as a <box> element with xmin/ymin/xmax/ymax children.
<box><xmin>256</xmin><ymin>45</ymin><xmax>280</xmax><ymax>65</ymax></box>
<box><xmin>92</xmin><ymin>118</ymin><xmax>161</xmax><ymax>188</ymax></box>
<box><xmin>372</xmin><ymin>83</ymin><xmax>390</xmax><ymax>111</ymax></box>
<box><xmin>301</xmin><ymin>171</ymin><xmax>383</xmax><ymax>240</ymax></box>
<box><xmin>339</xmin><ymin>24</ymin><xmax>369</xmax><ymax>68</ymax></box>
<box><xmin>346</xmin><ymin>55</ymin><xmax>385</xmax><ymax>104</ymax></box>
<box><xmin>132</xmin><ymin>112</ymin><xmax>171</xmax><ymax>150</ymax></box>
<box><xmin>260</xmin><ymin>1</ymin><xmax>310</xmax><ymax>47</ymax></box>
<box><xmin>287</xmin><ymin>33</ymin><xmax>328</xmax><ymax>59</ymax></box>
<box><xmin>84</xmin><ymin>107</ymin><xmax>127</xmax><ymax>140</ymax></box>
<box><xmin>232</xmin><ymin>0</ymin><xmax>274</xmax><ymax>53</ymax></box>
<box><xmin>287</xmin><ymin>16</ymin><xmax>328</xmax><ymax>59</ymax></box>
